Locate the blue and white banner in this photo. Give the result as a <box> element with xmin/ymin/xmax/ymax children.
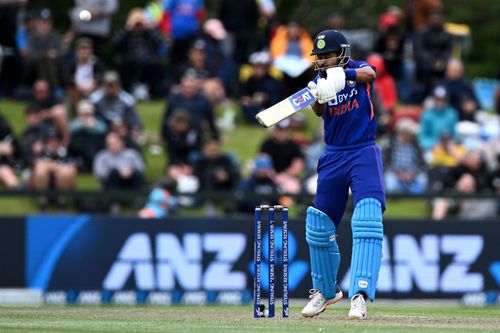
<box><xmin>0</xmin><ymin>216</ymin><xmax>499</xmax><ymax>304</ymax></box>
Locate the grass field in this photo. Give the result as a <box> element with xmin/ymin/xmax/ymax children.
<box><xmin>1</xmin><ymin>303</ymin><xmax>499</xmax><ymax>333</ymax></box>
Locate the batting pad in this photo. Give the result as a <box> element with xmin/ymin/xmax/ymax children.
<box><xmin>349</xmin><ymin>198</ymin><xmax>384</xmax><ymax>301</ymax></box>
<box><xmin>306</xmin><ymin>206</ymin><xmax>340</xmax><ymax>300</ymax></box>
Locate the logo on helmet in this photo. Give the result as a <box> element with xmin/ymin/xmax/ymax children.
<box><xmin>317</xmin><ymin>40</ymin><xmax>326</xmax><ymax>49</ymax></box>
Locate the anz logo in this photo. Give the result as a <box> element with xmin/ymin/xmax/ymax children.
<box><xmin>248</xmin><ymin>227</ymin><xmax>308</xmax><ymax>291</ymax></box>
<box><xmin>103</xmin><ymin>233</ymin><xmax>247</xmax><ymax>290</ymax></box>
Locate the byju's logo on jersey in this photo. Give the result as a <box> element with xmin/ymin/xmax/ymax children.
<box><xmin>289</xmin><ymin>88</ymin><xmax>315</xmax><ymax>111</ymax></box>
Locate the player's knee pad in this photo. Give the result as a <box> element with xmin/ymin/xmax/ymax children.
<box><xmin>349</xmin><ymin>198</ymin><xmax>383</xmax><ymax>301</ymax></box>
<box><xmin>306</xmin><ymin>206</ymin><xmax>340</xmax><ymax>300</ymax></box>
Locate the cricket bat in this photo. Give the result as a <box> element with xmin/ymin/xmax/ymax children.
<box><xmin>255</xmin><ymin>87</ymin><xmax>317</xmax><ymax>127</ymax></box>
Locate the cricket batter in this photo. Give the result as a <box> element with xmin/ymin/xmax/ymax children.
<box><xmin>301</xmin><ymin>30</ymin><xmax>385</xmax><ymax>320</ymax></box>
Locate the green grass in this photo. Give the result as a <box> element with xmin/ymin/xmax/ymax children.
<box><xmin>0</xmin><ymin>99</ymin><xmax>430</xmax><ymax>217</ymax></box>
<box><xmin>0</xmin><ymin>304</ymin><xmax>499</xmax><ymax>333</ymax></box>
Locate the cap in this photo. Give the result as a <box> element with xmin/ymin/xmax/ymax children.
<box><xmin>37</xmin><ymin>8</ymin><xmax>52</xmax><ymax>20</ymax></box>
<box><xmin>254</xmin><ymin>155</ymin><xmax>273</xmax><ymax>171</ymax></box>
<box><xmin>192</xmin><ymin>39</ymin><xmax>207</xmax><ymax>51</ymax></box>
<box><xmin>249</xmin><ymin>51</ymin><xmax>271</xmax><ymax>65</ymax></box>
<box><xmin>433</xmin><ymin>86</ymin><xmax>448</xmax><ymax>99</ymax></box>
<box><xmin>76</xmin><ymin>37</ymin><xmax>93</xmax><ymax>49</ymax></box>
<box><xmin>77</xmin><ymin>100</ymin><xmax>94</xmax><ymax>114</ymax></box>
<box><xmin>395</xmin><ymin>118</ymin><xmax>420</xmax><ymax>135</ymax></box>
<box><xmin>103</xmin><ymin>71</ymin><xmax>120</xmax><ymax>84</ymax></box>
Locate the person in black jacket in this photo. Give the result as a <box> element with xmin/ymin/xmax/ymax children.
<box><xmin>0</xmin><ymin>113</ymin><xmax>22</xmax><ymax>188</ymax></box>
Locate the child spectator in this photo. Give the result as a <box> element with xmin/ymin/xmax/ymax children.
<box><xmin>31</xmin><ymin>129</ymin><xmax>77</xmax><ymax>210</ymax></box>
<box><xmin>68</xmin><ymin>100</ymin><xmax>106</xmax><ymax>172</ymax></box>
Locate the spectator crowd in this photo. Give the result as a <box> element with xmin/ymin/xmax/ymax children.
<box><xmin>0</xmin><ymin>0</ymin><xmax>498</xmax><ymax>220</ymax></box>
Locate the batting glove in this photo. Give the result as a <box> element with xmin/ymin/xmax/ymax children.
<box><xmin>326</xmin><ymin>67</ymin><xmax>346</xmax><ymax>92</ymax></box>
<box><xmin>315</xmin><ymin>78</ymin><xmax>337</xmax><ymax>104</ymax></box>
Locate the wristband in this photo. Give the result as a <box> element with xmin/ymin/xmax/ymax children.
<box><xmin>344</xmin><ymin>69</ymin><xmax>357</xmax><ymax>81</ymax></box>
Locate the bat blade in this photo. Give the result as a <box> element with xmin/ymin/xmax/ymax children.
<box><xmin>255</xmin><ymin>87</ymin><xmax>317</xmax><ymax>127</ymax></box>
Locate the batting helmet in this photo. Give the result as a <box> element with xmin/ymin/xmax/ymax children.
<box><xmin>311</xmin><ymin>30</ymin><xmax>351</xmax><ymax>70</ymax></box>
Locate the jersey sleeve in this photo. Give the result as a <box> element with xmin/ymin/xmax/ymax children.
<box><xmin>348</xmin><ymin>59</ymin><xmax>372</xmax><ymax>69</ymax></box>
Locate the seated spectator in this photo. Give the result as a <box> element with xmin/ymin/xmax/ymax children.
<box><xmin>68</xmin><ymin>100</ymin><xmax>106</xmax><ymax>171</ymax></box>
<box><xmin>418</xmin><ymin>86</ymin><xmax>458</xmax><ymax>153</ymax></box>
<box><xmin>24</xmin><ymin>8</ymin><xmax>63</xmax><ymax>88</ymax></box>
<box><xmin>160</xmin><ymin>0</ymin><xmax>206</xmax><ymax>66</ymax></box>
<box><xmin>93</xmin><ymin>131</ymin><xmax>145</xmax><ymax>191</ymax></box>
<box><xmin>138</xmin><ymin>180</ymin><xmax>178</xmax><ymax>219</ymax></box>
<box><xmin>430</xmin><ymin>133</ymin><xmax>467</xmax><ymax>168</ymax></box>
<box><xmin>31</xmin><ymin>129</ymin><xmax>78</xmax><ymax>210</ymax></box>
<box><xmin>161</xmin><ymin>108</ymin><xmax>202</xmax><ymax>182</ymax></box>
<box><xmin>456</xmin><ymin>95</ymin><xmax>480</xmax><ymax>122</ymax></box>
<box><xmin>176</xmin><ymin>39</ymin><xmax>217</xmax><ymax>83</ymax></box>
<box><xmin>374</xmin><ymin>12</ymin><xmax>404</xmax><ymax>84</ymax></box>
<box><xmin>428</xmin><ymin>133</ymin><xmax>467</xmax><ymax>192</ymax></box>
<box><xmin>482</xmin><ymin>130</ymin><xmax>500</xmax><ymax>175</ymax></box>
<box><xmin>366</xmin><ymin>53</ymin><xmax>398</xmax><ymax>114</ymax></box>
<box><xmin>237</xmin><ymin>154</ymin><xmax>280</xmax><ymax>212</ymax></box>
<box><xmin>413</xmin><ymin>9</ymin><xmax>452</xmax><ymax>101</ymax></box>
<box><xmin>270</xmin><ymin>21</ymin><xmax>314</xmax><ymax>96</ymax></box>
<box><xmin>200</xmin><ymin>18</ymin><xmax>235</xmax><ymax>94</ymax></box>
<box><xmin>162</xmin><ymin>72</ymin><xmax>219</xmax><ymax>141</ymax></box>
<box><xmin>65</xmin><ymin>37</ymin><xmax>106</xmax><ymax>111</ymax></box>
<box><xmin>240</xmin><ymin>51</ymin><xmax>282</xmax><ymax>124</ymax></box>
<box><xmin>29</xmin><ymin>79</ymin><xmax>69</xmax><ymax>145</ymax></box>
<box><xmin>19</xmin><ymin>106</ymin><xmax>53</xmax><ymax>169</ymax></box>
<box><xmin>259</xmin><ymin>119</ymin><xmax>304</xmax><ymax>194</ymax></box>
<box><xmin>193</xmin><ymin>139</ymin><xmax>239</xmax><ymax>191</ymax></box>
<box><xmin>176</xmin><ymin>39</ymin><xmax>227</xmax><ymax>105</ymax></box>
<box><xmin>382</xmin><ymin>118</ymin><xmax>428</xmax><ymax>194</ymax></box>
<box><xmin>439</xmin><ymin>58</ymin><xmax>480</xmax><ymax>114</ymax></box>
<box><xmin>432</xmin><ymin>150</ymin><xmax>496</xmax><ymax>220</ymax></box>
<box><xmin>112</xmin><ymin>8</ymin><xmax>167</xmax><ymax>99</ymax></box>
<box><xmin>0</xmin><ymin>113</ymin><xmax>22</xmax><ymax>188</ymax></box>
<box><xmin>90</xmin><ymin>71</ymin><xmax>143</xmax><ymax>143</ymax></box>
<box><xmin>193</xmin><ymin>139</ymin><xmax>239</xmax><ymax>214</ymax></box>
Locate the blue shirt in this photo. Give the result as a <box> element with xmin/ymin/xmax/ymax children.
<box><xmin>315</xmin><ymin>59</ymin><xmax>377</xmax><ymax>147</ymax></box>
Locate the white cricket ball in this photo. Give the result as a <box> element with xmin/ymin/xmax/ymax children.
<box><xmin>79</xmin><ymin>10</ymin><xmax>92</xmax><ymax>21</ymax></box>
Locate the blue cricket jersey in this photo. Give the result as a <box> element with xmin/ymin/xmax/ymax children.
<box><xmin>315</xmin><ymin>59</ymin><xmax>377</xmax><ymax>147</ymax></box>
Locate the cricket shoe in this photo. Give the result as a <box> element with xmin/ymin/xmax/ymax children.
<box><xmin>348</xmin><ymin>293</ymin><xmax>367</xmax><ymax>320</ymax></box>
<box><xmin>301</xmin><ymin>287</ymin><xmax>343</xmax><ymax>317</ymax></box>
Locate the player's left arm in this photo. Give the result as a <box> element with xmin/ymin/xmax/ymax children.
<box><xmin>350</xmin><ymin>65</ymin><xmax>376</xmax><ymax>83</ymax></box>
